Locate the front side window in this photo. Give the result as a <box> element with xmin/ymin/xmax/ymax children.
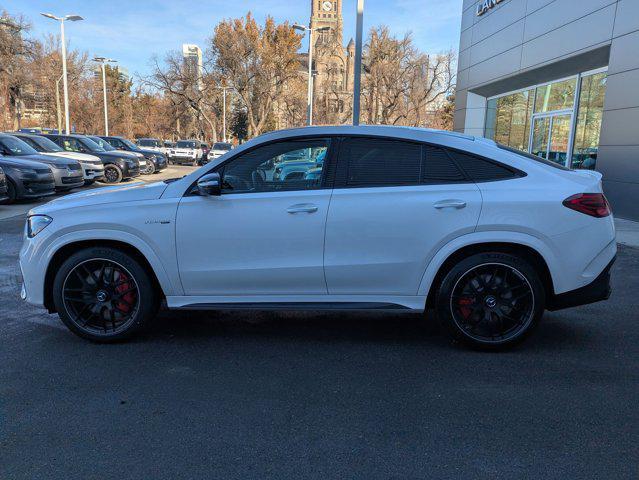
<box><xmin>220</xmin><ymin>139</ymin><xmax>329</xmax><ymax>193</ymax></box>
<box><xmin>339</xmin><ymin>137</ymin><xmax>422</xmax><ymax>187</ymax></box>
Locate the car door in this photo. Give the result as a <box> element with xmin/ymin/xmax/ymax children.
<box><xmin>176</xmin><ymin>137</ymin><xmax>335</xmax><ymax>296</ymax></box>
<box><xmin>324</xmin><ymin>137</ymin><xmax>483</xmax><ymax>295</ymax></box>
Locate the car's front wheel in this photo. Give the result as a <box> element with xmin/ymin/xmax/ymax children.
<box><xmin>144</xmin><ymin>161</ymin><xmax>155</xmax><ymax>175</ymax></box>
<box><xmin>435</xmin><ymin>252</ymin><xmax>545</xmax><ymax>350</ymax></box>
<box><xmin>52</xmin><ymin>247</ymin><xmax>159</xmax><ymax>342</ymax></box>
<box><xmin>103</xmin><ymin>165</ymin><xmax>123</xmax><ymax>184</ymax></box>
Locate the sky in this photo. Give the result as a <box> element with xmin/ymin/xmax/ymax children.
<box><xmin>3</xmin><ymin>0</ymin><xmax>463</xmax><ymax>79</ymax></box>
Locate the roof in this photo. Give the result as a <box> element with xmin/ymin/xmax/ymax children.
<box><xmin>255</xmin><ymin>125</ymin><xmax>475</xmax><ymax>143</ymax></box>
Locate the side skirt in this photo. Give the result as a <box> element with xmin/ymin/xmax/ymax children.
<box><xmin>166</xmin><ymin>295</ymin><xmax>426</xmax><ymax>312</ymax></box>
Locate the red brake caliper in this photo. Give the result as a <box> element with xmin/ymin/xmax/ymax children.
<box><xmin>114</xmin><ymin>271</ymin><xmax>135</xmax><ymax>313</ymax></box>
<box><xmin>457</xmin><ymin>297</ymin><xmax>474</xmax><ymax>319</ymax></box>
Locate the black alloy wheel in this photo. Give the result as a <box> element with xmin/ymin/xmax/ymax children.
<box><xmin>145</xmin><ymin>161</ymin><xmax>156</xmax><ymax>175</ymax></box>
<box><xmin>436</xmin><ymin>252</ymin><xmax>545</xmax><ymax>350</ymax></box>
<box><xmin>103</xmin><ymin>165</ymin><xmax>123</xmax><ymax>184</ymax></box>
<box><xmin>61</xmin><ymin>259</ymin><xmax>140</xmax><ymax>337</ymax></box>
<box><xmin>53</xmin><ymin>247</ymin><xmax>159</xmax><ymax>342</ymax></box>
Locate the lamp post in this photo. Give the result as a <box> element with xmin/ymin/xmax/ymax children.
<box><xmin>93</xmin><ymin>57</ymin><xmax>117</xmax><ymax>136</ymax></box>
<box><xmin>352</xmin><ymin>0</ymin><xmax>364</xmax><ymax>126</ymax></box>
<box><xmin>293</xmin><ymin>23</ymin><xmax>330</xmax><ymax>126</ymax></box>
<box><xmin>41</xmin><ymin>13</ymin><xmax>83</xmax><ymax>135</ymax></box>
<box><xmin>55</xmin><ymin>74</ymin><xmax>63</xmax><ymax>133</ymax></box>
<box><xmin>217</xmin><ymin>86</ymin><xmax>233</xmax><ymax>143</ymax></box>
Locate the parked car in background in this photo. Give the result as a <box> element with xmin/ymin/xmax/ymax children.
<box><xmin>0</xmin><ymin>134</ymin><xmax>84</xmax><ymax>191</ymax></box>
<box><xmin>162</xmin><ymin>141</ymin><xmax>175</xmax><ymax>156</ymax></box>
<box><xmin>208</xmin><ymin>142</ymin><xmax>233</xmax><ymax>162</ymax></box>
<box><xmin>19</xmin><ymin>126</ymin><xmax>615</xmax><ymax>349</ymax></box>
<box><xmin>10</xmin><ymin>132</ymin><xmax>105</xmax><ymax>185</ymax></box>
<box><xmin>0</xmin><ymin>166</ymin><xmax>8</xmax><ymax>203</ymax></box>
<box><xmin>87</xmin><ymin>136</ymin><xmax>149</xmax><ymax>174</ymax></box>
<box><xmin>98</xmin><ymin>136</ymin><xmax>167</xmax><ymax>175</ymax></box>
<box><xmin>136</xmin><ymin>138</ymin><xmax>163</xmax><ymax>153</ymax></box>
<box><xmin>42</xmin><ymin>134</ymin><xmax>140</xmax><ymax>184</ymax></box>
<box><xmin>0</xmin><ymin>155</ymin><xmax>55</xmax><ymax>204</ymax></box>
<box><xmin>168</xmin><ymin>140</ymin><xmax>203</xmax><ymax>165</ymax></box>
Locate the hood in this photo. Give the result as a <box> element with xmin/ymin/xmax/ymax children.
<box><xmin>138</xmin><ymin>148</ymin><xmax>163</xmax><ymax>157</ymax></box>
<box><xmin>44</xmin><ymin>151</ymin><xmax>102</xmax><ymax>163</ymax></box>
<box><xmin>31</xmin><ymin>181</ymin><xmax>168</xmax><ymax>214</ymax></box>
<box><xmin>0</xmin><ymin>156</ymin><xmax>51</xmax><ymax>170</ymax></box>
<box><xmin>23</xmin><ymin>154</ymin><xmax>75</xmax><ymax>167</ymax></box>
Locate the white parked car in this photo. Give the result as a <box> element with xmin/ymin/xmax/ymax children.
<box><xmin>12</xmin><ymin>132</ymin><xmax>105</xmax><ymax>184</ymax></box>
<box><xmin>208</xmin><ymin>142</ymin><xmax>233</xmax><ymax>161</ymax></box>
<box><xmin>168</xmin><ymin>140</ymin><xmax>203</xmax><ymax>165</ymax></box>
<box><xmin>19</xmin><ymin>126</ymin><xmax>616</xmax><ymax>349</ymax></box>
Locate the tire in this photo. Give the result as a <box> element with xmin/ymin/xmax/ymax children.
<box><xmin>145</xmin><ymin>162</ymin><xmax>156</xmax><ymax>175</ymax></box>
<box><xmin>5</xmin><ymin>179</ymin><xmax>17</xmax><ymax>204</ymax></box>
<box><xmin>192</xmin><ymin>159</ymin><xmax>198</xmax><ymax>167</ymax></box>
<box><xmin>103</xmin><ymin>165</ymin><xmax>123</xmax><ymax>184</ymax></box>
<box><xmin>52</xmin><ymin>246</ymin><xmax>160</xmax><ymax>342</ymax></box>
<box><xmin>435</xmin><ymin>252</ymin><xmax>545</xmax><ymax>350</ymax></box>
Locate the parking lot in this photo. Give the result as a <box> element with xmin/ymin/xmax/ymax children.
<box><xmin>1</xmin><ymin>197</ymin><xmax>638</xmax><ymax>478</ymax></box>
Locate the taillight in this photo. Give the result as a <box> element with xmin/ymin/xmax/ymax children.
<box><xmin>563</xmin><ymin>193</ymin><xmax>611</xmax><ymax>218</ymax></box>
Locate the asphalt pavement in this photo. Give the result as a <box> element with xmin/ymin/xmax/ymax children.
<box><xmin>1</xmin><ymin>207</ymin><xmax>638</xmax><ymax>478</ymax></box>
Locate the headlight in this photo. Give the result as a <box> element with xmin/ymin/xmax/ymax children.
<box><xmin>27</xmin><ymin>215</ymin><xmax>53</xmax><ymax>238</ymax></box>
<box><xmin>18</xmin><ymin>168</ymin><xmax>38</xmax><ymax>179</ymax></box>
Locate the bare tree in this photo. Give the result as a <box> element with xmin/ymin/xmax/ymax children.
<box><xmin>209</xmin><ymin>13</ymin><xmax>302</xmax><ymax>137</ymax></box>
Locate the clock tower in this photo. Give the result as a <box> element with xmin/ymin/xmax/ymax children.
<box><xmin>310</xmin><ymin>0</ymin><xmax>343</xmax><ymax>47</ymax></box>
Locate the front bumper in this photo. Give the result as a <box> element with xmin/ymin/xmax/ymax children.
<box><xmin>81</xmin><ymin>163</ymin><xmax>105</xmax><ymax>181</ymax></box>
<box><xmin>170</xmin><ymin>156</ymin><xmax>197</xmax><ymax>164</ymax></box>
<box><xmin>52</xmin><ymin>169</ymin><xmax>84</xmax><ymax>191</ymax></box>
<box><xmin>548</xmin><ymin>257</ymin><xmax>615</xmax><ymax>311</ymax></box>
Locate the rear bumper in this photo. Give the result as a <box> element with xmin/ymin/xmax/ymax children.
<box><xmin>548</xmin><ymin>256</ymin><xmax>615</xmax><ymax>311</ymax></box>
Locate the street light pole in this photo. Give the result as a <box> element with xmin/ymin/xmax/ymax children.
<box><xmin>352</xmin><ymin>0</ymin><xmax>364</xmax><ymax>126</ymax></box>
<box><xmin>55</xmin><ymin>74</ymin><xmax>63</xmax><ymax>133</ymax></box>
<box><xmin>216</xmin><ymin>86</ymin><xmax>233</xmax><ymax>143</ymax></box>
<box><xmin>41</xmin><ymin>13</ymin><xmax>83</xmax><ymax>135</ymax></box>
<box><xmin>93</xmin><ymin>57</ymin><xmax>117</xmax><ymax>136</ymax></box>
<box><xmin>294</xmin><ymin>23</ymin><xmax>330</xmax><ymax>126</ymax></box>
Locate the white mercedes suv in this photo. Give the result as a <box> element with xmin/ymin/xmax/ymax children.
<box><xmin>19</xmin><ymin>126</ymin><xmax>616</xmax><ymax>349</ymax></box>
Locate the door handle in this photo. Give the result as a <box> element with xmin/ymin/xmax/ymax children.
<box><xmin>287</xmin><ymin>203</ymin><xmax>319</xmax><ymax>214</ymax></box>
<box><xmin>433</xmin><ymin>199</ymin><xmax>467</xmax><ymax>210</ymax></box>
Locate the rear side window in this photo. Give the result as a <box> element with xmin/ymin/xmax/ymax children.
<box><xmin>423</xmin><ymin>145</ymin><xmax>466</xmax><ymax>183</ymax></box>
<box><xmin>497</xmin><ymin>143</ymin><xmax>570</xmax><ymax>171</ymax></box>
<box><xmin>340</xmin><ymin>138</ymin><xmax>422</xmax><ymax>187</ymax></box>
<box><xmin>447</xmin><ymin>150</ymin><xmax>521</xmax><ymax>181</ymax></box>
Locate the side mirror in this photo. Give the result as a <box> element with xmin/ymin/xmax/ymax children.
<box><xmin>197</xmin><ymin>172</ymin><xmax>221</xmax><ymax>196</ymax></box>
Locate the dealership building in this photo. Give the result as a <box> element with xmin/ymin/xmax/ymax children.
<box><xmin>454</xmin><ymin>0</ymin><xmax>639</xmax><ymax>220</ymax></box>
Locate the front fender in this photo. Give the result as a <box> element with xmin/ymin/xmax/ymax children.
<box><xmin>417</xmin><ymin>230</ymin><xmax>563</xmax><ymax>297</ymax></box>
<box><xmin>21</xmin><ymin>228</ymin><xmax>182</xmax><ymax>306</ymax></box>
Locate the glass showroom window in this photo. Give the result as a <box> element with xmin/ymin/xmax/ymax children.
<box><xmin>571</xmin><ymin>72</ymin><xmax>607</xmax><ymax>170</ymax></box>
<box><xmin>534</xmin><ymin>77</ymin><xmax>577</xmax><ymax>113</ymax></box>
<box><xmin>484</xmin><ymin>89</ymin><xmax>534</xmax><ymax>151</ymax></box>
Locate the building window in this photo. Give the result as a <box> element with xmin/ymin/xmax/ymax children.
<box><xmin>484</xmin><ymin>89</ymin><xmax>534</xmax><ymax>152</ymax></box>
<box><xmin>572</xmin><ymin>72</ymin><xmax>607</xmax><ymax>170</ymax></box>
<box><xmin>534</xmin><ymin>78</ymin><xmax>577</xmax><ymax>113</ymax></box>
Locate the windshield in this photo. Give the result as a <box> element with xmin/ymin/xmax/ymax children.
<box><xmin>138</xmin><ymin>139</ymin><xmax>160</xmax><ymax>148</ymax></box>
<box><xmin>177</xmin><ymin>141</ymin><xmax>197</xmax><ymax>149</ymax></box>
<box><xmin>121</xmin><ymin>138</ymin><xmax>139</xmax><ymax>150</ymax></box>
<box><xmin>213</xmin><ymin>142</ymin><xmax>232</xmax><ymax>151</ymax></box>
<box><xmin>81</xmin><ymin>137</ymin><xmax>107</xmax><ymax>152</ymax></box>
<box><xmin>29</xmin><ymin>135</ymin><xmax>64</xmax><ymax>152</ymax></box>
<box><xmin>87</xmin><ymin>136</ymin><xmax>113</xmax><ymax>151</ymax></box>
<box><xmin>0</xmin><ymin>136</ymin><xmax>39</xmax><ymax>156</ymax></box>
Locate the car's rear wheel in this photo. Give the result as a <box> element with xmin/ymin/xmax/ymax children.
<box><xmin>435</xmin><ymin>252</ymin><xmax>545</xmax><ymax>350</ymax></box>
<box><xmin>52</xmin><ymin>247</ymin><xmax>159</xmax><ymax>342</ymax></box>
<box><xmin>103</xmin><ymin>165</ymin><xmax>123</xmax><ymax>184</ymax></box>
